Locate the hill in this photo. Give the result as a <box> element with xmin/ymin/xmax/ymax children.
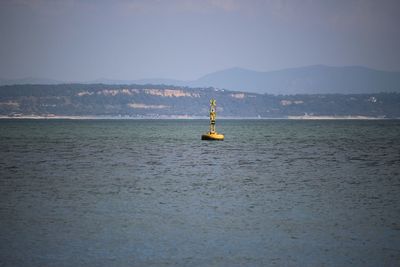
<box><xmin>0</xmin><ymin>84</ymin><xmax>399</xmax><ymax>118</ymax></box>
<box><xmin>190</xmin><ymin>65</ymin><xmax>400</xmax><ymax>94</ymax></box>
<box><xmin>2</xmin><ymin>65</ymin><xmax>400</xmax><ymax>95</ymax></box>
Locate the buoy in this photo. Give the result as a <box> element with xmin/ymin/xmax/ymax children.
<box><xmin>201</xmin><ymin>98</ymin><xmax>224</xmax><ymax>141</ymax></box>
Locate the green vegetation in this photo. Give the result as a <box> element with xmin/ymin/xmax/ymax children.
<box><xmin>0</xmin><ymin>84</ymin><xmax>399</xmax><ymax>118</ymax></box>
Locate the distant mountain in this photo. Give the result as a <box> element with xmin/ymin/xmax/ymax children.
<box><xmin>91</xmin><ymin>78</ymin><xmax>188</xmax><ymax>86</ymax></box>
<box><xmin>0</xmin><ymin>77</ymin><xmax>63</xmax><ymax>86</ymax></box>
<box><xmin>2</xmin><ymin>65</ymin><xmax>400</xmax><ymax>94</ymax></box>
<box><xmin>190</xmin><ymin>65</ymin><xmax>400</xmax><ymax>94</ymax></box>
<box><xmin>0</xmin><ymin>77</ymin><xmax>188</xmax><ymax>87</ymax></box>
<box><xmin>1</xmin><ymin>84</ymin><xmax>399</xmax><ymax>118</ymax></box>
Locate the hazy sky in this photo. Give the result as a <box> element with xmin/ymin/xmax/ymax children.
<box><xmin>1</xmin><ymin>0</ymin><xmax>399</xmax><ymax>81</ymax></box>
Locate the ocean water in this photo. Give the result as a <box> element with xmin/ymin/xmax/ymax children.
<box><xmin>0</xmin><ymin>119</ymin><xmax>399</xmax><ymax>266</ymax></box>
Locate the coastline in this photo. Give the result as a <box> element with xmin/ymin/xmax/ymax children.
<box><xmin>286</xmin><ymin>115</ymin><xmax>389</xmax><ymax>120</ymax></box>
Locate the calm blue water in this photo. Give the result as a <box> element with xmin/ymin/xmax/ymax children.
<box><xmin>0</xmin><ymin>119</ymin><xmax>399</xmax><ymax>266</ymax></box>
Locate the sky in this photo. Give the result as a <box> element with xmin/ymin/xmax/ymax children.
<box><xmin>1</xmin><ymin>0</ymin><xmax>400</xmax><ymax>81</ymax></box>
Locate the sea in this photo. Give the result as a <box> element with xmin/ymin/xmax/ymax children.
<box><xmin>0</xmin><ymin>119</ymin><xmax>399</xmax><ymax>266</ymax></box>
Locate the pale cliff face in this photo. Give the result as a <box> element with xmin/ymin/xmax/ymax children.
<box><xmin>143</xmin><ymin>89</ymin><xmax>200</xmax><ymax>98</ymax></box>
<box><xmin>76</xmin><ymin>88</ymin><xmax>200</xmax><ymax>98</ymax></box>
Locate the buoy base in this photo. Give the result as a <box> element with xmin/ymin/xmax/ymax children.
<box><xmin>201</xmin><ymin>132</ymin><xmax>224</xmax><ymax>141</ymax></box>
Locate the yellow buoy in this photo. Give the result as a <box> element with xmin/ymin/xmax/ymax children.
<box><xmin>201</xmin><ymin>98</ymin><xmax>224</xmax><ymax>141</ymax></box>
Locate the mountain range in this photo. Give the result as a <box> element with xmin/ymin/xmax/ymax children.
<box><xmin>2</xmin><ymin>65</ymin><xmax>400</xmax><ymax>95</ymax></box>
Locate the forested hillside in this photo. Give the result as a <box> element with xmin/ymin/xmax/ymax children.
<box><xmin>0</xmin><ymin>84</ymin><xmax>399</xmax><ymax>118</ymax></box>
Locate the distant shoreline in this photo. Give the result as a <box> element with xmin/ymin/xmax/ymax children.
<box><xmin>0</xmin><ymin>115</ymin><xmax>395</xmax><ymax>120</ymax></box>
<box><xmin>286</xmin><ymin>115</ymin><xmax>389</xmax><ymax>120</ymax></box>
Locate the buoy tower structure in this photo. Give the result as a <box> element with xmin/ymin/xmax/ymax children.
<box><xmin>201</xmin><ymin>98</ymin><xmax>224</xmax><ymax>141</ymax></box>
